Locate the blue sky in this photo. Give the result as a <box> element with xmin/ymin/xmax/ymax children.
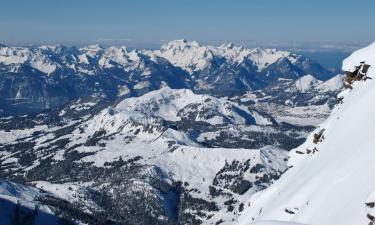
<box><xmin>1</xmin><ymin>0</ymin><xmax>374</xmax><ymax>47</ymax></box>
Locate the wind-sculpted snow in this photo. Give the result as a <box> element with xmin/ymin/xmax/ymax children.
<box><xmin>236</xmin><ymin>42</ymin><xmax>375</xmax><ymax>225</ymax></box>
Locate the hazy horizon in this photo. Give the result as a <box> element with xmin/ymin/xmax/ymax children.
<box><xmin>1</xmin><ymin>0</ymin><xmax>374</xmax><ymax>47</ymax></box>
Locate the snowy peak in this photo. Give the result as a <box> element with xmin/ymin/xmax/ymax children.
<box><xmin>0</xmin><ymin>41</ymin><xmax>333</xmax><ymax>80</ymax></box>
<box><xmin>248</xmin><ymin>48</ymin><xmax>295</xmax><ymax>71</ymax></box>
<box><xmin>293</xmin><ymin>74</ymin><xmax>343</xmax><ymax>93</ymax></box>
<box><xmin>316</xmin><ymin>74</ymin><xmax>344</xmax><ymax>92</ymax></box>
<box><xmin>79</xmin><ymin>44</ymin><xmax>104</xmax><ymax>57</ymax></box>
<box><xmin>160</xmin><ymin>39</ymin><xmax>199</xmax><ymax>50</ymax></box>
<box><xmin>116</xmin><ymin>86</ymin><xmax>271</xmax><ymax>125</ymax></box>
<box><xmin>0</xmin><ymin>40</ymin><xmax>335</xmax><ymax>116</ymax></box>
<box><xmin>294</xmin><ymin>74</ymin><xmax>321</xmax><ymax>92</ymax></box>
<box><xmin>155</xmin><ymin>40</ymin><xmax>312</xmax><ymax>74</ymax></box>
<box><xmin>156</xmin><ymin>40</ymin><xmax>214</xmax><ymax>73</ymax></box>
<box><xmin>99</xmin><ymin>46</ymin><xmax>131</xmax><ymax>68</ymax></box>
<box><xmin>0</xmin><ymin>45</ymin><xmax>58</xmax><ymax>75</ymax></box>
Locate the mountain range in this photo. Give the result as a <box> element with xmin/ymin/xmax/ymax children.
<box><xmin>0</xmin><ymin>40</ymin><xmax>335</xmax><ymax>116</ymax></box>
<box><xmin>0</xmin><ymin>40</ymin><xmax>350</xmax><ymax>225</ymax></box>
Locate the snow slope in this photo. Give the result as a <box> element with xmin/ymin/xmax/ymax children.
<box><xmin>236</xmin><ymin>42</ymin><xmax>375</xmax><ymax>225</ymax></box>
<box><xmin>0</xmin><ymin>179</ymin><xmax>59</xmax><ymax>225</ymax></box>
<box><xmin>116</xmin><ymin>86</ymin><xmax>273</xmax><ymax>125</ymax></box>
<box><xmin>294</xmin><ymin>74</ymin><xmax>343</xmax><ymax>93</ymax></box>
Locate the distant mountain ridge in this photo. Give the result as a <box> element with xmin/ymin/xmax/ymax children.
<box><xmin>0</xmin><ymin>40</ymin><xmax>334</xmax><ymax>116</ymax></box>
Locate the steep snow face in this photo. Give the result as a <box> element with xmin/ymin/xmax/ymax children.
<box><xmin>237</xmin><ymin>42</ymin><xmax>375</xmax><ymax>225</ymax></box>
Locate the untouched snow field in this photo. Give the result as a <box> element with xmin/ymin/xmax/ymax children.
<box><xmin>237</xmin><ymin>42</ymin><xmax>375</xmax><ymax>225</ymax></box>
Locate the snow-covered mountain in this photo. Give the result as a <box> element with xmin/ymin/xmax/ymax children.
<box><xmin>0</xmin><ymin>86</ymin><xmax>315</xmax><ymax>225</ymax></box>
<box><xmin>0</xmin><ymin>40</ymin><xmax>343</xmax><ymax>225</ymax></box>
<box><xmin>0</xmin><ymin>43</ymin><xmax>190</xmax><ymax>116</ymax></box>
<box><xmin>236</xmin><ymin>74</ymin><xmax>343</xmax><ymax>126</ymax></box>
<box><xmin>0</xmin><ymin>41</ymin><xmax>334</xmax><ymax>116</ymax></box>
<box><xmin>154</xmin><ymin>40</ymin><xmax>333</xmax><ymax>96</ymax></box>
<box><xmin>234</xmin><ymin>42</ymin><xmax>375</xmax><ymax>225</ymax></box>
<box><xmin>155</xmin><ymin>40</ymin><xmax>331</xmax><ymax>78</ymax></box>
<box><xmin>116</xmin><ymin>87</ymin><xmax>271</xmax><ymax>126</ymax></box>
